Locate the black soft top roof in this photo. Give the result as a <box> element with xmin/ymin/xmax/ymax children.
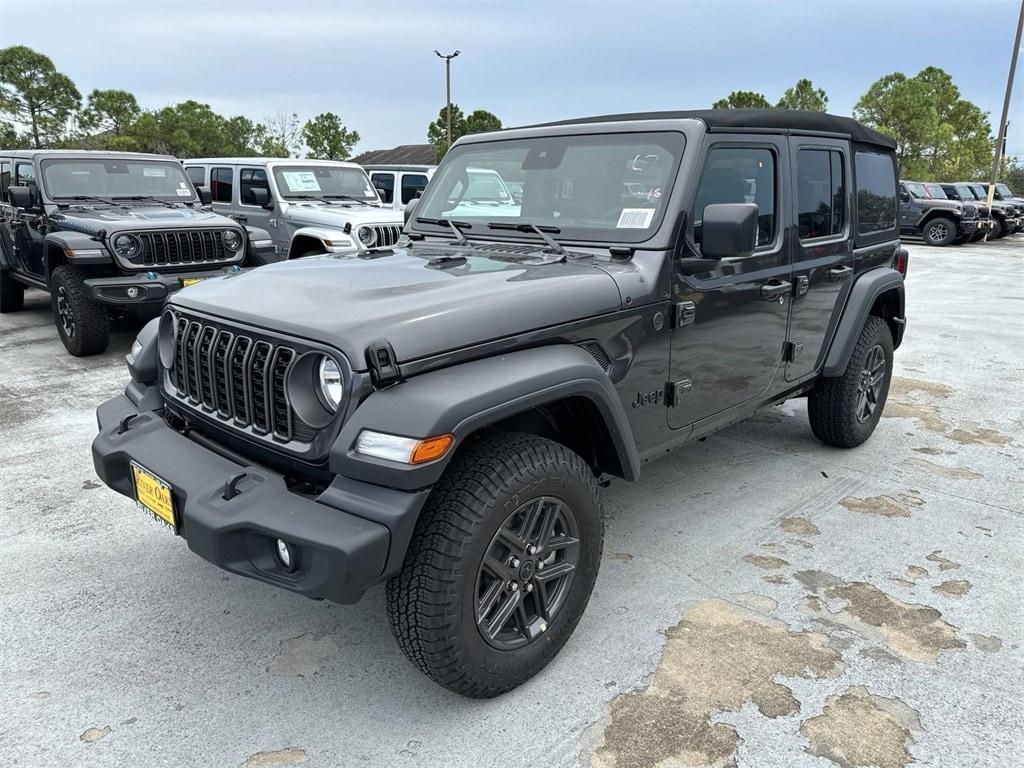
<box><xmin>525</xmin><ymin>109</ymin><xmax>897</xmax><ymax>150</ymax></box>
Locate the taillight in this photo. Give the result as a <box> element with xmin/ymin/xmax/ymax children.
<box><xmin>893</xmin><ymin>247</ymin><xmax>909</xmax><ymax>276</ymax></box>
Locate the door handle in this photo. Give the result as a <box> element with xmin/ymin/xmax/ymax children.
<box><xmin>760</xmin><ymin>280</ymin><xmax>792</xmax><ymax>300</ymax></box>
<box><xmin>829</xmin><ymin>266</ymin><xmax>853</xmax><ymax>281</ymax></box>
<box><xmin>231</xmin><ymin>215</ymin><xmax>248</xmax><ymax>224</ymax></box>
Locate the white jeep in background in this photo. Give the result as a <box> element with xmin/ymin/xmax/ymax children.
<box><xmin>184</xmin><ymin>158</ymin><xmax>405</xmax><ymax>260</ymax></box>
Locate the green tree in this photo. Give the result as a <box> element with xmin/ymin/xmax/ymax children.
<box><xmin>776</xmin><ymin>78</ymin><xmax>828</xmax><ymax>111</ymax></box>
<box><xmin>1000</xmin><ymin>156</ymin><xmax>1023</xmax><ymax>194</ymax></box>
<box><xmin>465</xmin><ymin>109</ymin><xmax>502</xmax><ymax>135</ymax></box>
<box><xmin>79</xmin><ymin>89</ymin><xmax>140</xmax><ymax>136</ymax></box>
<box><xmin>0</xmin><ymin>46</ymin><xmax>81</xmax><ymax>148</ymax></box>
<box><xmin>0</xmin><ymin>119</ymin><xmax>25</xmax><ymax>148</ymax></box>
<box><xmin>427</xmin><ymin>103</ymin><xmax>466</xmax><ymax>161</ymax></box>
<box><xmin>302</xmin><ymin>112</ymin><xmax>360</xmax><ymax>160</ymax></box>
<box><xmin>854</xmin><ymin>67</ymin><xmax>992</xmax><ymax>180</ymax></box>
<box><xmin>264</xmin><ymin>111</ymin><xmax>301</xmax><ymax>157</ymax></box>
<box><xmin>712</xmin><ymin>90</ymin><xmax>771</xmax><ymax>109</ymax></box>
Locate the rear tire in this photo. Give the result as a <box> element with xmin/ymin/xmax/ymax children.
<box><xmin>922</xmin><ymin>217</ymin><xmax>956</xmax><ymax>247</ymax></box>
<box><xmin>0</xmin><ymin>269</ymin><xmax>25</xmax><ymax>312</ymax></box>
<box><xmin>50</xmin><ymin>265</ymin><xmax>110</xmax><ymax>356</ymax></box>
<box><xmin>386</xmin><ymin>432</ymin><xmax>603</xmax><ymax>698</ymax></box>
<box><xmin>989</xmin><ymin>219</ymin><xmax>1004</xmax><ymax>239</ymax></box>
<box><xmin>808</xmin><ymin>315</ymin><xmax>893</xmax><ymax>448</ymax></box>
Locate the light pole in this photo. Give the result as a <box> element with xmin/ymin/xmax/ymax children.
<box><xmin>435</xmin><ymin>50</ymin><xmax>460</xmax><ymax>151</ymax></box>
<box><xmin>985</xmin><ymin>0</ymin><xmax>1023</xmax><ymax>232</ymax></box>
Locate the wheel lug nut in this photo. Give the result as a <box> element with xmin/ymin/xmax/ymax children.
<box><xmin>525</xmin><ymin>583</ymin><xmax>533</xmax><ymax>593</ymax></box>
<box><xmin>510</xmin><ymin>582</ymin><xmax>519</xmax><ymax>591</ymax></box>
<box><xmin>537</xmin><ymin>561</ymin><xmax>545</xmax><ymax>570</ymax></box>
<box><xmin>539</xmin><ymin>622</ymin><xmax>547</xmax><ymax>633</ymax></box>
<box><xmin>528</xmin><ymin>545</ymin><xmax>537</xmax><ymax>555</ymax></box>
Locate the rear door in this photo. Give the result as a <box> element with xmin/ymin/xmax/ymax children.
<box><xmin>209</xmin><ymin>165</ymin><xmax>236</xmax><ymax>218</ymax></box>
<box><xmin>399</xmin><ymin>172</ymin><xmax>429</xmax><ymax>209</ymax></box>
<box><xmin>668</xmin><ymin>135</ymin><xmax>792</xmax><ymax>429</ymax></box>
<box><xmin>785</xmin><ymin>138</ymin><xmax>854</xmax><ymax>381</ymax></box>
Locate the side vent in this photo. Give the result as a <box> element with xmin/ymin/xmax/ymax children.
<box><xmin>579</xmin><ymin>341</ymin><xmax>611</xmax><ymax>371</ymax></box>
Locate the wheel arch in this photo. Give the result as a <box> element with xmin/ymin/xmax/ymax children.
<box><xmin>822</xmin><ymin>267</ymin><xmax>905</xmax><ymax>377</ymax></box>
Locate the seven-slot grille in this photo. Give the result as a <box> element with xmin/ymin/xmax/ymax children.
<box><xmin>168</xmin><ymin>315</ymin><xmax>308</xmax><ymax>443</ymax></box>
<box><xmin>128</xmin><ymin>230</ymin><xmax>239</xmax><ymax>268</ymax></box>
<box><xmin>370</xmin><ymin>224</ymin><xmax>403</xmax><ymax>248</ymax></box>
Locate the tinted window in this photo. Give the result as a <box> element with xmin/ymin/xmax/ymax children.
<box><xmin>693</xmin><ymin>147</ymin><xmax>776</xmax><ymax>248</ymax></box>
<box><xmin>0</xmin><ymin>161</ymin><xmax>9</xmax><ymax>201</ymax></box>
<box><xmin>185</xmin><ymin>166</ymin><xmax>205</xmax><ymax>186</ymax></box>
<box><xmin>371</xmin><ymin>172</ymin><xmax>394</xmax><ymax>204</ymax></box>
<box><xmin>15</xmin><ymin>162</ymin><xmax>36</xmax><ymax>185</ymax></box>
<box><xmin>796</xmin><ymin>149</ymin><xmax>846</xmax><ymax>240</ymax></box>
<box><xmin>211</xmin><ymin>167</ymin><xmax>233</xmax><ymax>203</ymax></box>
<box><xmin>240</xmin><ymin>168</ymin><xmax>269</xmax><ymax>205</ymax></box>
<box><xmin>854</xmin><ymin>151</ymin><xmax>896</xmax><ymax>235</ymax></box>
<box><xmin>401</xmin><ymin>173</ymin><xmax>428</xmax><ymax>204</ymax></box>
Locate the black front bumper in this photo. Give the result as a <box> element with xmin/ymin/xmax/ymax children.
<box><xmin>85</xmin><ymin>266</ymin><xmax>243</xmax><ymax>306</ymax></box>
<box><xmin>92</xmin><ymin>392</ymin><xmax>421</xmax><ymax>604</ymax></box>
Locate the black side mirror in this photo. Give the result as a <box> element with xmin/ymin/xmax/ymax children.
<box><xmin>899</xmin><ymin>191</ymin><xmax>909</xmax><ymax>203</ymax></box>
<box><xmin>374</xmin><ymin>186</ymin><xmax>389</xmax><ymax>201</ymax></box>
<box><xmin>248</xmin><ymin>187</ymin><xmax>272</xmax><ymax>209</ymax></box>
<box><xmin>700</xmin><ymin>203</ymin><xmax>759</xmax><ymax>259</ymax></box>
<box><xmin>404</xmin><ymin>197</ymin><xmax>419</xmax><ymax>225</ymax></box>
<box><xmin>7</xmin><ymin>185</ymin><xmax>37</xmax><ymax>210</ymax></box>
<box><xmin>196</xmin><ymin>186</ymin><xmax>212</xmax><ymax>205</ymax></box>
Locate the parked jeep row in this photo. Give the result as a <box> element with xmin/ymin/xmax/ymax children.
<box><xmin>899</xmin><ymin>177</ymin><xmax>1023</xmax><ymax>245</ymax></box>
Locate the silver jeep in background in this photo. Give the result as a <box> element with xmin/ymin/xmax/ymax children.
<box><xmin>184</xmin><ymin>158</ymin><xmax>405</xmax><ymax>261</ymax></box>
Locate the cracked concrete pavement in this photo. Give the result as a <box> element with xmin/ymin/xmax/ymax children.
<box><xmin>2</xmin><ymin>237</ymin><xmax>1022</xmax><ymax>767</ymax></box>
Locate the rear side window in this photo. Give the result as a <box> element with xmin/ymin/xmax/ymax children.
<box><xmin>239</xmin><ymin>168</ymin><xmax>269</xmax><ymax>205</ymax></box>
<box><xmin>854</xmin><ymin>151</ymin><xmax>896</xmax><ymax>235</ymax></box>
<box><xmin>796</xmin><ymin>149</ymin><xmax>845</xmax><ymax>240</ymax></box>
<box><xmin>0</xmin><ymin>160</ymin><xmax>9</xmax><ymax>201</ymax></box>
<box><xmin>401</xmin><ymin>173</ymin><xmax>428</xmax><ymax>204</ymax></box>
<box><xmin>211</xmin><ymin>167</ymin><xmax>233</xmax><ymax>203</ymax></box>
<box><xmin>692</xmin><ymin>146</ymin><xmax>776</xmax><ymax>248</ymax></box>
<box><xmin>371</xmin><ymin>172</ymin><xmax>394</xmax><ymax>203</ymax></box>
<box><xmin>185</xmin><ymin>166</ymin><xmax>205</xmax><ymax>186</ymax></box>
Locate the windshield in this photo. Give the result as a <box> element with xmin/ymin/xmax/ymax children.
<box><xmin>413</xmin><ymin>132</ymin><xmax>685</xmax><ymax>243</ymax></box>
<box><xmin>995</xmin><ymin>183</ymin><xmax>1014</xmax><ymax>197</ymax></box>
<box><xmin>923</xmin><ymin>183</ymin><xmax>947</xmax><ymax>199</ymax></box>
<box><xmin>969</xmin><ymin>184</ymin><xmax>988</xmax><ymax>199</ymax></box>
<box><xmin>905</xmin><ymin>182</ymin><xmax>928</xmax><ymax>199</ymax></box>
<box><xmin>40</xmin><ymin>158</ymin><xmax>195</xmax><ymax>201</ymax></box>
<box><xmin>956</xmin><ymin>185</ymin><xmax>978</xmax><ymax>200</ymax></box>
<box><xmin>272</xmin><ymin>165</ymin><xmax>379</xmax><ymax>202</ymax></box>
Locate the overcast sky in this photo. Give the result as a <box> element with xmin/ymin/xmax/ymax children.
<box><xmin>2</xmin><ymin>0</ymin><xmax>1022</xmax><ymax>158</ymax></box>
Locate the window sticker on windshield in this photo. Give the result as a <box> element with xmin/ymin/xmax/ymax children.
<box><xmin>175</xmin><ymin>188</ymin><xmax>192</xmax><ymax>196</ymax></box>
<box><xmin>281</xmin><ymin>171</ymin><xmax>321</xmax><ymax>192</ymax></box>
<box><xmin>143</xmin><ymin>167</ymin><xmax>167</xmax><ymax>178</ymax></box>
<box><xmin>616</xmin><ymin>208</ymin><xmax>656</xmax><ymax>228</ymax></box>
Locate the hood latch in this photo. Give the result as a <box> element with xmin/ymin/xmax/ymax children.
<box><xmin>366</xmin><ymin>340</ymin><xmax>402</xmax><ymax>388</ymax></box>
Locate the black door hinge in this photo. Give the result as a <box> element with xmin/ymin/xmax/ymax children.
<box><xmin>795</xmin><ymin>275</ymin><xmax>809</xmax><ymax>297</ymax></box>
<box><xmin>365</xmin><ymin>340</ymin><xmax>402</xmax><ymax>388</ymax></box>
<box><xmin>673</xmin><ymin>301</ymin><xmax>696</xmax><ymax>328</ymax></box>
<box><xmin>666</xmin><ymin>379</ymin><xmax>692</xmax><ymax>406</ymax></box>
<box><xmin>784</xmin><ymin>341</ymin><xmax>803</xmax><ymax>362</ymax></box>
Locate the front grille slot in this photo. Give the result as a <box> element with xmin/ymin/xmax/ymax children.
<box><xmin>131</xmin><ymin>229</ymin><xmax>233</xmax><ymax>268</ymax></box>
<box><xmin>166</xmin><ymin>314</ymin><xmax>309</xmax><ymax>445</ymax></box>
<box><xmin>373</xmin><ymin>224</ymin><xmax>403</xmax><ymax>248</ymax></box>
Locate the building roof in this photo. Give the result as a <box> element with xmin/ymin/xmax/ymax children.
<box><xmin>350</xmin><ymin>144</ymin><xmax>438</xmax><ymax>166</ymax></box>
<box><xmin>523</xmin><ymin>109</ymin><xmax>897</xmax><ymax>150</ymax></box>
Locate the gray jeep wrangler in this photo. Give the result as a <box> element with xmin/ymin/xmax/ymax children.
<box><xmin>92</xmin><ymin>110</ymin><xmax>906</xmax><ymax>697</ymax></box>
<box><xmin>0</xmin><ymin>150</ymin><xmax>273</xmax><ymax>355</ymax></box>
<box><xmin>898</xmin><ymin>180</ymin><xmax>979</xmax><ymax>246</ymax></box>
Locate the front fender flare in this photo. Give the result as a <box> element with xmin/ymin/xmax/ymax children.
<box><xmin>44</xmin><ymin>231</ymin><xmax>111</xmax><ymax>266</ymax></box>
<box><xmin>290</xmin><ymin>225</ymin><xmax>358</xmax><ymax>255</ymax></box>
<box><xmin>822</xmin><ymin>267</ymin><xmax>905</xmax><ymax>377</ymax></box>
<box><xmin>331</xmin><ymin>345</ymin><xmax>640</xmax><ymax>492</ymax></box>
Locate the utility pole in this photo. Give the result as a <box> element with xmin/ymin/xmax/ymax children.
<box><xmin>435</xmin><ymin>50</ymin><xmax>460</xmax><ymax>152</ymax></box>
<box><xmin>985</xmin><ymin>0</ymin><xmax>1023</xmax><ymax>225</ymax></box>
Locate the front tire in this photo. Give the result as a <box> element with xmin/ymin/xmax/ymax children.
<box><xmin>386</xmin><ymin>432</ymin><xmax>603</xmax><ymax>698</ymax></box>
<box><xmin>922</xmin><ymin>217</ymin><xmax>956</xmax><ymax>247</ymax></box>
<box><xmin>989</xmin><ymin>219</ymin><xmax>1004</xmax><ymax>239</ymax></box>
<box><xmin>50</xmin><ymin>265</ymin><xmax>110</xmax><ymax>356</ymax></box>
<box><xmin>0</xmin><ymin>269</ymin><xmax>25</xmax><ymax>312</ymax></box>
<box><xmin>807</xmin><ymin>315</ymin><xmax>893</xmax><ymax>448</ymax></box>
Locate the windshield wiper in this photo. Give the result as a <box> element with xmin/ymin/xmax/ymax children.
<box><xmin>113</xmin><ymin>195</ymin><xmax>179</xmax><ymax>208</ymax></box>
<box><xmin>56</xmin><ymin>194</ymin><xmax>116</xmax><ymax>206</ymax></box>
<box><xmin>487</xmin><ymin>221</ymin><xmax>566</xmax><ymax>256</ymax></box>
<box><xmin>415</xmin><ymin>217</ymin><xmax>473</xmax><ymax>245</ymax></box>
<box><xmin>289</xmin><ymin>194</ymin><xmax>333</xmax><ymax>204</ymax></box>
<box><xmin>322</xmin><ymin>194</ymin><xmax>371</xmax><ymax>205</ymax></box>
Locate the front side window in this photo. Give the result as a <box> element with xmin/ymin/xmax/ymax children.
<box><xmin>401</xmin><ymin>173</ymin><xmax>428</xmax><ymax>204</ymax></box>
<box><xmin>796</xmin><ymin>149</ymin><xmax>846</xmax><ymax>240</ymax></box>
<box><xmin>16</xmin><ymin>162</ymin><xmax>36</xmax><ymax>185</ymax></box>
<box><xmin>185</xmin><ymin>166</ymin><xmax>205</xmax><ymax>186</ymax></box>
<box><xmin>239</xmin><ymin>168</ymin><xmax>270</xmax><ymax>205</ymax></box>
<box><xmin>413</xmin><ymin>132</ymin><xmax>685</xmax><ymax>244</ymax></box>
<box><xmin>272</xmin><ymin>165</ymin><xmax>378</xmax><ymax>202</ymax></box>
<box><xmin>0</xmin><ymin>161</ymin><xmax>10</xmax><ymax>200</ymax></box>
<box><xmin>371</xmin><ymin>172</ymin><xmax>395</xmax><ymax>203</ymax></box>
<box><xmin>211</xmin><ymin>167</ymin><xmax>233</xmax><ymax>203</ymax></box>
<box><xmin>693</xmin><ymin>146</ymin><xmax>776</xmax><ymax>247</ymax></box>
<box><xmin>854</xmin><ymin>151</ymin><xmax>896</xmax><ymax>235</ymax></box>
<box><xmin>40</xmin><ymin>158</ymin><xmax>196</xmax><ymax>200</ymax></box>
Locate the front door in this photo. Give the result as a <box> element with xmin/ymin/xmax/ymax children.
<box><xmin>238</xmin><ymin>167</ymin><xmax>274</xmax><ymax>243</ymax></box>
<box><xmin>668</xmin><ymin>137</ymin><xmax>792</xmax><ymax>429</ymax></box>
<box><xmin>786</xmin><ymin>138</ymin><xmax>855</xmax><ymax>381</ymax></box>
<box><xmin>370</xmin><ymin>172</ymin><xmax>396</xmax><ymax>210</ymax></box>
<box><xmin>13</xmin><ymin>161</ymin><xmax>45</xmax><ymax>277</ymax></box>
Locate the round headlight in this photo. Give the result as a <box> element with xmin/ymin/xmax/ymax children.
<box><xmin>317</xmin><ymin>357</ymin><xmax>344</xmax><ymax>411</ymax></box>
<box><xmin>356</xmin><ymin>225</ymin><xmax>376</xmax><ymax>246</ymax></box>
<box><xmin>223</xmin><ymin>230</ymin><xmax>242</xmax><ymax>251</ymax></box>
<box><xmin>113</xmin><ymin>233</ymin><xmax>140</xmax><ymax>257</ymax></box>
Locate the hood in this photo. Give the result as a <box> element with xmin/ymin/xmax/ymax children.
<box><xmin>49</xmin><ymin>205</ymin><xmax>236</xmax><ymax>236</ymax></box>
<box><xmin>171</xmin><ymin>245</ymin><xmax>623</xmax><ymax>368</ymax></box>
<box><xmin>281</xmin><ymin>202</ymin><xmax>403</xmax><ymax>228</ymax></box>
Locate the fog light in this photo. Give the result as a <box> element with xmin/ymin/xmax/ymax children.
<box><xmin>275</xmin><ymin>538</ymin><xmax>297</xmax><ymax>571</ymax></box>
<box><xmin>126</xmin><ymin>286</ymin><xmax>140</xmax><ymax>299</ymax></box>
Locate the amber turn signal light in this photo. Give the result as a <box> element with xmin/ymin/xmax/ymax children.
<box><xmin>410</xmin><ymin>434</ymin><xmax>454</xmax><ymax>464</ymax></box>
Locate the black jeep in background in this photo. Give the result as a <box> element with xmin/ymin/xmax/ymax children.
<box><xmin>939</xmin><ymin>182</ymin><xmax>1019</xmax><ymax>239</ymax></box>
<box><xmin>0</xmin><ymin>151</ymin><xmax>273</xmax><ymax>355</ymax></box>
<box><xmin>898</xmin><ymin>180</ymin><xmax>979</xmax><ymax>246</ymax></box>
<box><xmin>93</xmin><ymin>110</ymin><xmax>906</xmax><ymax>697</ymax></box>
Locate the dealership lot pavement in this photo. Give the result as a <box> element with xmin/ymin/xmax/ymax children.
<box><xmin>2</xmin><ymin>237</ymin><xmax>1022</xmax><ymax>768</ymax></box>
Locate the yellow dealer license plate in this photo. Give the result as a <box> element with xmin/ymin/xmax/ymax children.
<box><xmin>131</xmin><ymin>462</ymin><xmax>177</xmax><ymax>532</ymax></box>
<box><xmin>182</xmin><ymin>277</ymin><xmax>205</xmax><ymax>287</ymax></box>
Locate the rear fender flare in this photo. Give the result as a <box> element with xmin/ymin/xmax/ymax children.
<box><xmin>822</xmin><ymin>267</ymin><xmax>905</xmax><ymax>377</ymax></box>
